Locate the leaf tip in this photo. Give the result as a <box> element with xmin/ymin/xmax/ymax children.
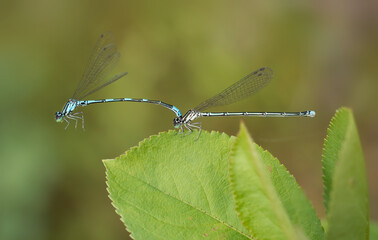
<box><xmin>237</xmin><ymin>121</ymin><xmax>253</xmax><ymax>140</ymax></box>
<box><xmin>103</xmin><ymin>158</ymin><xmax>116</xmax><ymax>171</ymax></box>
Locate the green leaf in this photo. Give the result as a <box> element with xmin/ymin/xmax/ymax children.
<box><xmin>322</xmin><ymin>107</ymin><xmax>369</xmax><ymax>239</ymax></box>
<box><xmin>104</xmin><ymin>130</ymin><xmax>251</xmax><ymax>240</ymax></box>
<box><xmin>229</xmin><ymin>122</ymin><xmax>324</xmax><ymax>240</ymax></box>
<box><xmin>370</xmin><ymin>222</ymin><xmax>378</xmax><ymax>240</ymax></box>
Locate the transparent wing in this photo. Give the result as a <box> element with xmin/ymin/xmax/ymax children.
<box><xmin>78</xmin><ymin>72</ymin><xmax>128</xmax><ymax>99</ymax></box>
<box><xmin>82</xmin><ymin>31</ymin><xmax>114</xmax><ymax>81</ymax></box>
<box><xmin>72</xmin><ymin>32</ymin><xmax>127</xmax><ymax>100</ymax></box>
<box><xmin>194</xmin><ymin>67</ymin><xmax>273</xmax><ymax>112</ymax></box>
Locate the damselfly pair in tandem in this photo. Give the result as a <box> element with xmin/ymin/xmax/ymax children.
<box><xmin>55</xmin><ymin>32</ymin><xmax>315</xmax><ymax>133</ymax></box>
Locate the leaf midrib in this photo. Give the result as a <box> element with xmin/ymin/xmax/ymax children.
<box><xmin>107</xmin><ymin>166</ymin><xmax>252</xmax><ymax>239</ymax></box>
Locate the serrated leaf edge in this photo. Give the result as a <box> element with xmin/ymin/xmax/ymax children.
<box><xmin>104</xmin><ymin>129</ymin><xmax>248</xmax><ymax>239</ymax></box>
<box><xmin>321</xmin><ymin>107</ymin><xmax>350</xmax><ymax>213</ymax></box>
<box><xmin>229</xmin><ymin>123</ymin><xmax>298</xmax><ymax>240</ymax></box>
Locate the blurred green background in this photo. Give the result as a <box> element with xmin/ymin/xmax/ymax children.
<box><xmin>1</xmin><ymin>0</ymin><xmax>377</xmax><ymax>239</ymax></box>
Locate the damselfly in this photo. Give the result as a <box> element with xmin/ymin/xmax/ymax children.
<box><xmin>55</xmin><ymin>32</ymin><xmax>181</xmax><ymax>129</ymax></box>
<box><xmin>173</xmin><ymin>67</ymin><xmax>315</xmax><ymax>134</ymax></box>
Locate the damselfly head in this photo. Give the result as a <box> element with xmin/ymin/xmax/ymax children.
<box><xmin>55</xmin><ymin>112</ymin><xmax>63</xmax><ymax>122</ymax></box>
<box><xmin>173</xmin><ymin>117</ymin><xmax>182</xmax><ymax>128</ymax></box>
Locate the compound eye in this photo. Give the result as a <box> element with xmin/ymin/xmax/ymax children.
<box><xmin>55</xmin><ymin>112</ymin><xmax>63</xmax><ymax>122</ymax></box>
<box><xmin>173</xmin><ymin>118</ymin><xmax>180</xmax><ymax>126</ymax></box>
